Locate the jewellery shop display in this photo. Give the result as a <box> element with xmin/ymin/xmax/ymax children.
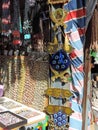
<box><xmin>0</xmin><ymin>111</ymin><xmax>27</xmax><ymax>129</ymax></box>
<box><xmin>47</xmin><ymin>0</ymin><xmax>74</xmax><ymax>129</ymax></box>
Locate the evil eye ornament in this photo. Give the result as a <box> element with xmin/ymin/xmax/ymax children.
<box><xmin>53</xmin><ymin>111</ymin><xmax>67</xmax><ymax>127</ymax></box>
<box><xmin>50</xmin><ymin>50</ymin><xmax>70</xmax><ymax>71</ymax></box>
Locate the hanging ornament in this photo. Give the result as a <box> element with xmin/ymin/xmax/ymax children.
<box><xmin>23</xmin><ymin>0</ymin><xmax>32</xmax><ymax>44</ymax></box>
<box><xmin>45</xmin><ymin>88</ymin><xmax>73</xmax><ymax>98</ymax></box>
<box><xmin>45</xmin><ymin>105</ymin><xmax>74</xmax><ymax>115</ymax></box>
<box><xmin>50</xmin><ymin>8</ymin><xmax>68</xmax><ymax>30</ymax></box>
<box><xmin>53</xmin><ymin>111</ymin><xmax>67</xmax><ymax>127</ymax></box>
<box><xmin>50</xmin><ymin>49</ymin><xmax>70</xmax><ymax>71</ymax></box>
<box><xmin>47</xmin><ymin>35</ymin><xmax>58</xmax><ymax>54</ymax></box>
<box><xmin>12</xmin><ymin>0</ymin><xmax>22</xmax><ymax>45</ymax></box>
<box><xmin>1</xmin><ymin>0</ymin><xmax>11</xmax><ymax>38</ymax></box>
<box><xmin>64</xmin><ymin>35</ymin><xmax>74</xmax><ymax>53</ymax></box>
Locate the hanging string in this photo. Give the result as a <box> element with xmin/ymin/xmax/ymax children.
<box><xmin>1</xmin><ymin>0</ymin><xmax>11</xmax><ymax>37</ymax></box>
<box><xmin>12</xmin><ymin>0</ymin><xmax>22</xmax><ymax>46</ymax></box>
<box><xmin>23</xmin><ymin>0</ymin><xmax>33</xmax><ymax>45</ymax></box>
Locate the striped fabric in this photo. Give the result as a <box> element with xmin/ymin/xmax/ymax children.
<box><xmin>63</xmin><ymin>0</ymin><xmax>86</xmax><ymax>130</ymax></box>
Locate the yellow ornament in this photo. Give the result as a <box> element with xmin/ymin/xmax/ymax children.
<box><xmin>45</xmin><ymin>88</ymin><xmax>73</xmax><ymax>98</ymax></box>
<box><xmin>50</xmin><ymin>8</ymin><xmax>68</xmax><ymax>29</ymax></box>
<box><xmin>45</xmin><ymin>105</ymin><xmax>74</xmax><ymax>115</ymax></box>
<box><xmin>64</xmin><ymin>35</ymin><xmax>73</xmax><ymax>53</ymax></box>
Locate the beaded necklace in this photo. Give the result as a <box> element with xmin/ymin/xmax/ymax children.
<box><xmin>1</xmin><ymin>0</ymin><xmax>11</xmax><ymax>38</ymax></box>
<box><xmin>12</xmin><ymin>0</ymin><xmax>22</xmax><ymax>45</ymax></box>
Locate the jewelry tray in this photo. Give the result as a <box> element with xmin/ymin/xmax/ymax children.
<box><xmin>0</xmin><ymin>111</ymin><xmax>27</xmax><ymax>129</ymax></box>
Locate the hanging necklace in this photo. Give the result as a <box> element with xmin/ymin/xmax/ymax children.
<box><xmin>27</xmin><ymin>0</ymin><xmax>36</xmax><ymax>7</ymax></box>
<box><xmin>23</xmin><ymin>0</ymin><xmax>32</xmax><ymax>45</ymax></box>
<box><xmin>12</xmin><ymin>0</ymin><xmax>22</xmax><ymax>45</ymax></box>
<box><xmin>1</xmin><ymin>0</ymin><xmax>11</xmax><ymax>42</ymax></box>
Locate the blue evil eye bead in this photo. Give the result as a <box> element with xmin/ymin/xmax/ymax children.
<box><xmin>62</xmin><ymin>119</ymin><xmax>67</xmax><ymax>125</ymax></box>
<box><xmin>50</xmin><ymin>50</ymin><xmax>70</xmax><ymax>71</ymax></box>
<box><xmin>24</xmin><ymin>34</ymin><xmax>31</xmax><ymax>40</ymax></box>
<box><xmin>58</xmin><ymin>111</ymin><xmax>62</xmax><ymax>116</ymax></box>
<box><xmin>55</xmin><ymin>55</ymin><xmax>59</xmax><ymax>59</ymax></box>
<box><xmin>54</xmin><ymin>119</ymin><xmax>58</xmax><ymax>124</ymax></box>
<box><xmin>54</xmin><ymin>113</ymin><xmax>58</xmax><ymax>118</ymax></box>
<box><xmin>58</xmin><ymin>60</ymin><xmax>61</xmax><ymax>64</ymax></box>
<box><xmin>58</xmin><ymin>117</ymin><xmax>62</xmax><ymax>121</ymax></box>
<box><xmin>56</xmin><ymin>65</ymin><xmax>60</xmax><ymax>69</ymax></box>
<box><xmin>57</xmin><ymin>121</ymin><xmax>62</xmax><ymax>127</ymax></box>
<box><xmin>61</xmin><ymin>65</ymin><xmax>65</xmax><ymax>69</ymax></box>
<box><xmin>64</xmin><ymin>59</ymin><xmax>68</xmax><ymax>63</ymax></box>
<box><xmin>52</xmin><ymin>60</ymin><xmax>56</xmax><ymax>64</ymax></box>
<box><xmin>62</xmin><ymin>114</ymin><xmax>66</xmax><ymax>119</ymax></box>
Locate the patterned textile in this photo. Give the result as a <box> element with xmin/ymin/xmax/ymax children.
<box><xmin>63</xmin><ymin>0</ymin><xmax>86</xmax><ymax>129</ymax></box>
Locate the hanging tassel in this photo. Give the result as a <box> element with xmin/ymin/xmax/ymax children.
<box><xmin>64</xmin><ymin>35</ymin><xmax>73</xmax><ymax>53</ymax></box>
<box><xmin>53</xmin><ymin>35</ymin><xmax>58</xmax><ymax>45</ymax></box>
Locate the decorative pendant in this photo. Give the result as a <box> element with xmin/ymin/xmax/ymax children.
<box><xmin>23</xmin><ymin>20</ymin><xmax>32</xmax><ymax>40</ymax></box>
<box><xmin>53</xmin><ymin>111</ymin><xmax>67</xmax><ymax>127</ymax></box>
<box><xmin>64</xmin><ymin>35</ymin><xmax>74</xmax><ymax>53</ymax></box>
<box><xmin>47</xmin><ymin>42</ymin><xmax>58</xmax><ymax>54</ymax></box>
<box><xmin>50</xmin><ymin>66</ymin><xmax>71</xmax><ymax>82</ymax></box>
<box><xmin>45</xmin><ymin>105</ymin><xmax>74</xmax><ymax>115</ymax></box>
<box><xmin>50</xmin><ymin>8</ymin><xmax>68</xmax><ymax>30</ymax></box>
<box><xmin>12</xmin><ymin>30</ymin><xmax>21</xmax><ymax>45</ymax></box>
<box><xmin>50</xmin><ymin>50</ymin><xmax>70</xmax><ymax>71</ymax></box>
<box><xmin>45</xmin><ymin>88</ymin><xmax>73</xmax><ymax>98</ymax></box>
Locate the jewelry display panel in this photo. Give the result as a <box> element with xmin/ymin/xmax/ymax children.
<box><xmin>0</xmin><ymin>101</ymin><xmax>22</xmax><ymax>109</ymax></box>
<box><xmin>0</xmin><ymin>97</ymin><xmax>46</xmax><ymax>125</ymax></box>
<box><xmin>0</xmin><ymin>111</ymin><xmax>27</xmax><ymax>129</ymax></box>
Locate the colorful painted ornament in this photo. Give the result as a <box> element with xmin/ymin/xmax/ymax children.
<box><xmin>45</xmin><ymin>88</ymin><xmax>73</xmax><ymax>98</ymax></box>
<box><xmin>45</xmin><ymin>105</ymin><xmax>74</xmax><ymax>115</ymax></box>
<box><xmin>53</xmin><ymin>111</ymin><xmax>67</xmax><ymax>127</ymax></box>
<box><xmin>50</xmin><ymin>66</ymin><xmax>71</xmax><ymax>82</ymax></box>
<box><xmin>50</xmin><ymin>8</ymin><xmax>68</xmax><ymax>30</ymax></box>
<box><xmin>50</xmin><ymin>50</ymin><xmax>70</xmax><ymax>71</ymax></box>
